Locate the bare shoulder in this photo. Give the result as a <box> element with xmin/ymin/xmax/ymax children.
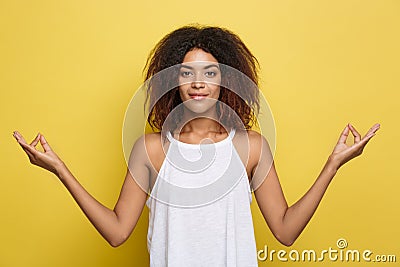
<box><xmin>143</xmin><ymin>132</ymin><xmax>163</xmax><ymax>150</ymax></box>
<box><xmin>245</xmin><ymin>130</ymin><xmax>263</xmax><ymax>165</ymax></box>
<box><xmin>247</xmin><ymin>129</ymin><xmax>263</xmax><ymax>143</ymax></box>
<box><xmin>142</xmin><ymin>132</ymin><xmax>165</xmax><ymax>173</ymax></box>
<box><xmin>125</xmin><ymin>133</ymin><xmax>165</xmax><ymax>193</ymax></box>
<box><xmin>231</xmin><ymin>130</ymin><xmax>267</xmax><ymax>176</ymax></box>
<box><xmin>235</xmin><ymin>130</ymin><xmax>273</xmax><ymax>180</ymax></box>
<box><xmin>246</xmin><ymin>130</ymin><xmax>269</xmax><ymax>155</ymax></box>
<box><xmin>232</xmin><ymin>129</ymin><xmax>267</xmax><ymax>152</ymax></box>
<box><xmin>128</xmin><ymin>133</ymin><xmax>164</xmax><ymax>167</ymax></box>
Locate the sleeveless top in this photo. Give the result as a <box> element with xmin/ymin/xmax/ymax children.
<box><xmin>145</xmin><ymin>129</ymin><xmax>258</xmax><ymax>267</ymax></box>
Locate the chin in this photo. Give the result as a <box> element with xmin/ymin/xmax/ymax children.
<box><xmin>182</xmin><ymin>99</ymin><xmax>218</xmax><ymax>116</ymax></box>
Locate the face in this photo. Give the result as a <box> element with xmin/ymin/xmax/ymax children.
<box><xmin>178</xmin><ymin>48</ymin><xmax>221</xmax><ymax>115</ymax></box>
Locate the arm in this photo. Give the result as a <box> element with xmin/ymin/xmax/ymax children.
<box><xmin>13</xmin><ymin>131</ymin><xmax>149</xmax><ymax>247</ymax></box>
<box><xmin>251</xmin><ymin>123</ymin><xmax>380</xmax><ymax>246</ymax></box>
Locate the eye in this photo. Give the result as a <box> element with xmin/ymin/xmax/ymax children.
<box><xmin>180</xmin><ymin>71</ymin><xmax>193</xmax><ymax>78</ymax></box>
<box><xmin>205</xmin><ymin>71</ymin><xmax>217</xmax><ymax>77</ymax></box>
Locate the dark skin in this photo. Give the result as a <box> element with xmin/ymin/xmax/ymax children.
<box><xmin>13</xmin><ymin>49</ymin><xmax>381</xmax><ymax>247</ymax></box>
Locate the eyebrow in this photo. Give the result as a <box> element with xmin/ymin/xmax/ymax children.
<box><xmin>180</xmin><ymin>64</ymin><xmax>220</xmax><ymax>70</ymax></box>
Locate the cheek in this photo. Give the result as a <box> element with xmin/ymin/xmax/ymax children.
<box><xmin>210</xmin><ymin>86</ymin><xmax>221</xmax><ymax>99</ymax></box>
<box><xmin>178</xmin><ymin>87</ymin><xmax>183</xmax><ymax>98</ymax></box>
<box><xmin>178</xmin><ymin>85</ymin><xmax>188</xmax><ymax>99</ymax></box>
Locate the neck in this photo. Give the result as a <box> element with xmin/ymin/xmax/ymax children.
<box><xmin>178</xmin><ymin>107</ymin><xmax>224</xmax><ymax>134</ymax></box>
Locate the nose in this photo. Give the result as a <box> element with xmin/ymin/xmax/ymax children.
<box><xmin>191</xmin><ymin>80</ymin><xmax>205</xmax><ymax>89</ymax></box>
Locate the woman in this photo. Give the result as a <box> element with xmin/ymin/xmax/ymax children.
<box><xmin>13</xmin><ymin>25</ymin><xmax>380</xmax><ymax>266</ymax></box>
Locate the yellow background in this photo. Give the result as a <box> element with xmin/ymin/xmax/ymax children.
<box><xmin>1</xmin><ymin>0</ymin><xmax>399</xmax><ymax>266</ymax></box>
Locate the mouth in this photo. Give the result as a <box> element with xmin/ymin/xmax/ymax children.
<box><xmin>188</xmin><ymin>93</ymin><xmax>209</xmax><ymax>100</ymax></box>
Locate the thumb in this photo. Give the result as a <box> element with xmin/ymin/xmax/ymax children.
<box><xmin>39</xmin><ymin>134</ymin><xmax>52</xmax><ymax>152</ymax></box>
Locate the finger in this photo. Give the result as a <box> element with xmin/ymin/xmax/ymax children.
<box><xmin>361</xmin><ymin>123</ymin><xmax>380</xmax><ymax>141</ymax></box>
<box><xmin>366</xmin><ymin>123</ymin><xmax>381</xmax><ymax>135</ymax></box>
<box><xmin>13</xmin><ymin>131</ymin><xmax>40</xmax><ymax>161</ymax></box>
<box><xmin>348</xmin><ymin>123</ymin><xmax>361</xmax><ymax>143</ymax></box>
<box><xmin>13</xmin><ymin>131</ymin><xmax>29</xmax><ymax>145</ymax></box>
<box><xmin>39</xmin><ymin>134</ymin><xmax>52</xmax><ymax>152</ymax></box>
<box><xmin>337</xmin><ymin>124</ymin><xmax>350</xmax><ymax>144</ymax></box>
<box><xmin>23</xmin><ymin>147</ymin><xmax>40</xmax><ymax>164</ymax></box>
<box><xmin>17</xmin><ymin>141</ymin><xmax>38</xmax><ymax>163</ymax></box>
<box><xmin>355</xmin><ymin>125</ymin><xmax>379</xmax><ymax>149</ymax></box>
<box><xmin>23</xmin><ymin>146</ymin><xmax>36</xmax><ymax>161</ymax></box>
<box><xmin>30</xmin><ymin>133</ymin><xmax>41</xmax><ymax>146</ymax></box>
<box><xmin>18</xmin><ymin>139</ymin><xmax>38</xmax><ymax>155</ymax></box>
<box><xmin>357</xmin><ymin>132</ymin><xmax>376</xmax><ymax>149</ymax></box>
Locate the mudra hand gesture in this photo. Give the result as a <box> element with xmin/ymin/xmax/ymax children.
<box><xmin>13</xmin><ymin>131</ymin><xmax>64</xmax><ymax>176</ymax></box>
<box><xmin>329</xmin><ymin>123</ymin><xmax>380</xmax><ymax>170</ymax></box>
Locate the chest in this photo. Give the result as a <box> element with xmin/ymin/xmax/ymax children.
<box><xmin>149</xmin><ymin>140</ymin><xmax>256</xmax><ymax>184</ymax></box>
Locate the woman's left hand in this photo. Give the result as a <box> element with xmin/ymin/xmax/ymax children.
<box><xmin>329</xmin><ymin>123</ymin><xmax>380</xmax><ymax>170</ymax></box>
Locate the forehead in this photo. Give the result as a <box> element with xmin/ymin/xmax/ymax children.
<box><xmin>182</xmin><ymin>48</ymin><xmax>218</xmax><ymax>63</ymax></box>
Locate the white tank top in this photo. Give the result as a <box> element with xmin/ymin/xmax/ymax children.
<box><xmin>146</xmin><ymin>129</ymin><xmax>258</xmax><ymax>267</ymax></box>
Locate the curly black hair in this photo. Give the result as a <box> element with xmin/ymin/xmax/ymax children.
<box><xmin>143</xmin><ymin>24</ymin><xmax>260</xmax><ymax>132</ymax></box>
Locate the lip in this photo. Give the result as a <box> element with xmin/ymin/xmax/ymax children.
<box><xmin>188</xmin><ymin>93</ymin><xmax>209</xmax><ymax>100</ymax></box>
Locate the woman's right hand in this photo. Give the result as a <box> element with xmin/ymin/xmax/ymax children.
<box><xmin>13</xmin><ymin>130</ymin><xmax>149</xmax><ymax>247</ymax></box>
<box><xmin>13</xmin><ymin>131</ymin><xmax>65</xmax><ymax>176</ymax></box>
